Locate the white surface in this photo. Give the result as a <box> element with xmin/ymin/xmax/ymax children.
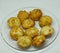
<box><xmin>0</xmin><ymin>0</ymin><xmax>60</xmax><ymax>53</ymax></box>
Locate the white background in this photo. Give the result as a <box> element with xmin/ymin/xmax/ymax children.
<box><xmin>0</xmin><ymin>0</ymin><xmax>60</xmax><ymax>53</ymax></box>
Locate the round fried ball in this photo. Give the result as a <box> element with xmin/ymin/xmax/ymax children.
<box><xmin>22</xmin><ymin>19</ymin><xmax>35</xmax><ymax>29</ymax></box>
<box><xmin>10</xmin><ymin>27</ymin><xmax>24</xmax><ymax>41</ymax></box>
<box><xmin>29</xmin><ymin>9</ymin><xmax>42</xmax><ymax>20</ymax></box>
<box><xmin>17</xmin><ymin>36</ymin><xmax>32</xmax><ymax>49</ymax></box>
<box><xmin>7</xmin><ymin>17</ymin><xmax>21</xmax><ymax>28</ymax></box>
<box><xmin>17</xmin><ymin>10</ymin><xmax>29</xmax><ymax>22</ymax></box>
<box><xmin>32</xmin><ymin>35</ymin><xmax>46</xmax><ymax>47</ymax></box>
<box><xmin>25</xmin><ymin>27</ymin><xmax>39</xmax><ymax>38</ymax></box>
<box><xmin>39</xmin><ymin>15</ymin><xmax>52</xmax><ymax>27</ymax></box>
<box><xmin>40</xmin><ymin>26</ymin><xmax>54</xmax><ymax>37</ymax></box>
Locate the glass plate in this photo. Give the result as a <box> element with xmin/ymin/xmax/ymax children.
<box><xmin>1</xmin><ymin>7</ymin><xmax>59</xmax><ymax>53</ymax></box>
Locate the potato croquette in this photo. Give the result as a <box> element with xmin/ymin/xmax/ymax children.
<box><xmin>7</xmin><ymin>8</ymin><xmax>55</xmax><ymax>49</ymax></box>
<box><xmin>17</xmin><ymin>36</ymin><xmax>32</xmax><ymax>49</ymax></box>
<box><xmin>10</xmin><ymin>27</ymin><xmax>24</xmax><ymax>41</ymax></box>
<box><xmin>32</xmin><ymin>35</ymin><xmax>46</xmax><ymax>47</ymax></box>
<box><xmin>17</xmin><ymin>10</ymin><xmax>29</xmax><ymax>22</ymax></box>
<box><xmin>7</xmin><ymin>17</ymin><xmax>21</xmax><ymax>28</ymax></box>
<box><xmin>22</xmin><ymin>19</ymin><xmax>35</xmax><ymax>29</ymax></box>
<box><xmin>39</xmin><ymin>15</ymin><xmax>52</xmax><ymax>27</ymax></box>
<box><xmin>29</xmin><ymin>9</ymin><xmax>42</xmax><ymax>20</ymax></box>
<box><xmin>40</xmin><ymin>26</ymin><xmax>54</xmax><ymax>37</ymax></box>
<box><xmin>25</xmin><ymin>27</ymin><xmax>39</xmax><ymax>38</ymax></box>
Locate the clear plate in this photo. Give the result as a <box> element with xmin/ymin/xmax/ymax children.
<box><xmin>1</xmin><ymin>7</ymin><xmax>59</xmax><ymax>53</ymax></box>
